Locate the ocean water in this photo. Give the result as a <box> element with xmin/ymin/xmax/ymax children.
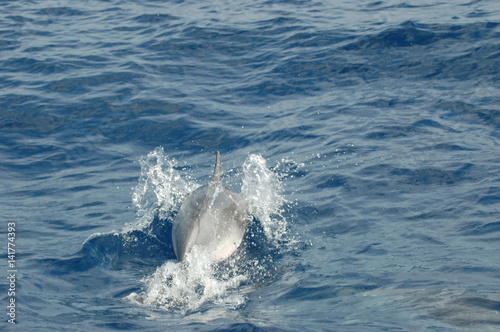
<box><xmin>1</xmin><ymin>0</ymin><xmax>499</xmax><ymax>331</ymax></box>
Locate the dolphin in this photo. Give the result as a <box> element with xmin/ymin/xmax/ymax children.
<box><xmin>172</xmin><ymin>151</ymin><xmax>248</xmax><ymax>262</ymax></box>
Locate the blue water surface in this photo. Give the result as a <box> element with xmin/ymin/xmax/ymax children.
<box><xmin>1</xmin><ymin>0</ymin><xmax>499</xmax><ymax>331</ymax></box>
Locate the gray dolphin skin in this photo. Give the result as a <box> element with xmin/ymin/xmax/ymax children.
<box><xmin>172</xmin><ymin>152</ymin><xmax>248</xmax><ymax>262</ymax></box>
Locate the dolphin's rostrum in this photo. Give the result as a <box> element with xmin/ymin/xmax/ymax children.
<box><xmin>172</xmin><ymin>152</ymin><xmax>248</xmax><ymax>262</ymax></box>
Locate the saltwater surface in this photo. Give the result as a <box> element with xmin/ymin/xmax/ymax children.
<box><xmin>1</xmin><ymin>0</ymin><xmax>499</xmax><ymax>331</ymax></box>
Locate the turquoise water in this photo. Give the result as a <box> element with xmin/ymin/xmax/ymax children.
<box><xmin>1</xmin><ymin>0</ymin><xmax>499</xmax><ymax>331</ymax></box>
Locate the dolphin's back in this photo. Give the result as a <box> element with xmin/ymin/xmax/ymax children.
<box><xmin>172</xmin><ymin>184</ymin><xmax>209</xmax><ymax>261</ymax></box>
<box><xmin>172</xmin><ymin>152</ymin><xmax>248</xmax><ymax>262</ymax></box>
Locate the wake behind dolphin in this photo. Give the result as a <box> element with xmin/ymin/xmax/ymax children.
<box><xmin>172</xmin><ymin>152</ymin><xmax>248</xmax><ymax>262</ymax></box>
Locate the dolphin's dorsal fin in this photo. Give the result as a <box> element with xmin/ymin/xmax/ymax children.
<box><xmin>212</xmin><ymin>151</ymin><xmax>221</xmax><ymax>183</ymax></box>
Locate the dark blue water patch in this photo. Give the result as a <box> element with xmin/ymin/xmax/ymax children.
<box><xmin>412</xmin><ymin>119</ymin><xmax>453</xmax><ymax>130</ymax></box>
<box><xmin>414</xmin><ymin>143</ymin><xmax>475</xmax><ymax>151</ymax></box>
<box><xmin>2</xmin><ymin>93</ymin><xmax>209</xmax><ymax>151</ymax></box>
<box><xmin>44</xmin><ymin>71</ymin><xmax>144</xmax><ymax>94</ymax></box>
<box><xmin>103</xmin><ymin>116</ymin><xmax>246</xmax><ymax>150</ymax></box>
<box><xmin>365</xmin><ymin>118</ymin><xmax>460</xmax><ymax>141</ymax></box>
<box><xmin>289</xmin><ymin>203</ymin><xmax>331</xmax><ymax>228</ymax></box>
<box><xmin>105</xmin><ymin>117</ymin><xmax>188</xmax><ymax>144</ymax></box>
<box><xmin>275</xmin><ymin>21</ymin><xmax>500</xmax><ymax>84</ymax></box>
<box><xmin>27</xmin><ymin>210</ymin><xmax>174</xmax><ymax>278</ymax></box>
<box><xmin>270</xmin><ymin>55</ymin><xmax>377</xmax><ymax>89</ymax></box>
<box><xmin>403</xmin><ymin>233</ymin><xmax>446</xmax><ymax>246</ymax></box>
<box><xmin>356</xmin><ymin>163</ymin><xmax>476</xmax><ymax>186</ymax></box>
<box><xmin>0</xmin><ymin>143</ymin><xmax>104</xmax><ymax>179</ymax></box>
<box><xmin>34</xmin><ymin>7</ymin><xmax>86</xmax><ymax>17</ymax></box>
<box><xmin>317</xmin><ymin>175</ymin><xmax>349</xmax><ymax>188</ymax></box>
<box><xmin>43</xmin><ymin>218</ymin><xmax>101</xmax><ymax>232</ymax></box>
<box><xmin>134</xmin><ymin>13</ymin><xmax>180</xmax><ymax>23</ymax></box>
<box><xmin>282</xmin><ymin>29</ymin><xmax>354</xmax><ymax>49</ymax></box>
<box><xmin>0</xmin><ymin>106</ymin><xmax>69</xmax><ymax>135</ymax></box>
<box><xmin>68</xmin><ymin>97</ymin><xmax>193</xmax><ymax>124</ymax></box>
<box><xmin>390</xmin><ymin>163</ymin><xmax>474</xmax><ymax>186</ymax></box>
<box><xmin>19</xmin><ymin>267</ymin><xmax>151</xmax><ymax>329</ymax></box>
<box><xmin>277</xmin><ymin>277</ymin><xmax>382</xmax><ymax>303</ymax></box>
<box><xmin>317</xmin><ymin>173</ymin><xmax>392</xmax><ymax>200</ymax></box>
<box><xmin>140</xmin><ymin>62</ymin><xmax>197</xmax><ymax>77</ymax></box>
<box><xmin>477</xmin><ymin>187</ymin><xmax>500</xmax><ymax>205</ymax></box>
<box><xmin>278</xmin><ymin>284</ymin><xmax>339</xmax><ymax>302</ymax></box>
<box><xmin>82</xmin><ymin>229</ymin><xmax>173</xmax><ymax>269</ymax></box>
<box><xmin>437</xmin><ymin>100</ymin><xmax>500</xmax><ymax>127</ymax></box>
<box><xmin>42</xmin><ymin>229</ymin><xmax>173</xmax><ymax>275</ymax></box>
<box><xmin>439</xmin><ymin>265</ymin><xmax>498</xmax><ymax>275</ymax></box>
<box><xmin>311</xmin><ymin>219</ymin><xmax>372</xmax><ymax>237</ymax></box>
<box><xmin>478</xmin><ymin>195</ymin><xmax>500</xmax><ymax>206</ymax></box>
<box><xmin>139</xmin><ymin>25</ymin><xmax>274</xmax><ymax>59</ymax></box>
<box><xmin>406</xmin><ymin>210</ymin><xmax>458</xmax><ymax>223</ymax></box>
<box><xmin>343</xmin><ymin>21</ymin><xmax>437</xmax><ymax>50</ymax></box>
<box><xmin>254</xmin><ymin>125</ymin><xmax>322</xmax><ymax>144</ymax></box>
<box><xmin>461</xmin><ymin>221</ymin><xmax>500</xmax><ymax>236</ymax></box>
<box><xmin>355</xmin><ymin>163</ymin><xmax>395</xmax><ymax>178</ymax></box>
<box><xmin>451</xmin><ymin>297</ymin><xmax>500</xmax><ymax>311</ymax></box>
<box><xmin>262</xmin><ymin>0</ymin><xmax>315</xmax><ymax>6</ymax></box>
<box><xmin>1</xmin><ymin>57</ymin><xmax>82</xmax><ymax>74</ymax></box>
<box><xmin>355</xmin><ymin>243</ymin><xmax>388</xmax><ymax>256</ymax></box>
<box><xmin>344</xmin><ymin>21</ymin><xmax>499</xmax><ymax>51</ymax></box>
<box><xmin>246</xmin><ymin>79</ymin><xmax>322</xmax><ymax>98</ymax></box>
<box><xmin>0</xmin><ymin>37</ymin><xmax>20</xmax><ymax>51</ymax></box>
<box><xmin>6</xmin><ymin>14</ymin><xmax>35</xmax><ymax>24</ymax></box>
<box><xmin>365</xmin><ymin>125</ymin><xmax>430</xmax><ymax>140</ymax></box>
<box><xmin>96</xmin><ymin>322</ymin><xmax>144</xmax><ymax>330</ymax></box>
<box><xmin>255</xmin><ymin>16</ymin><xmax>307</xmax><ymax>32</ymax></box>
<box><xmin>424</xmin><ymin>45</ymin><xmax>500</xmax><ymax>80</ymax></box>
<box><xmin>98</xmin><ymin>176</ymin><xmax>139</xmax><ymax>185</ymax></box>
<box><xmin>214</xmin><ymin>322</ymin><xmax>288</xmax><ymax>332</ymax></box>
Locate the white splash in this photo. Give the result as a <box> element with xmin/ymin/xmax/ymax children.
<box><xmin>127</xmin><ymin>147</ymin><xmax>198</xmax><ymax>231</ymax></box>
<box><xmin>241</xmin><ymin>154</ymin><xmax>289</xmax><ymax>244</ymax></box>
<box><xmin>127</xmin><ymin>248</ymin><xmax>247</xmax><ymax>313</ymax></box>
<box><xmin>126</xmin><ymin>148</ymin><xmax>291</xmax><ymax>313</ymax></box>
